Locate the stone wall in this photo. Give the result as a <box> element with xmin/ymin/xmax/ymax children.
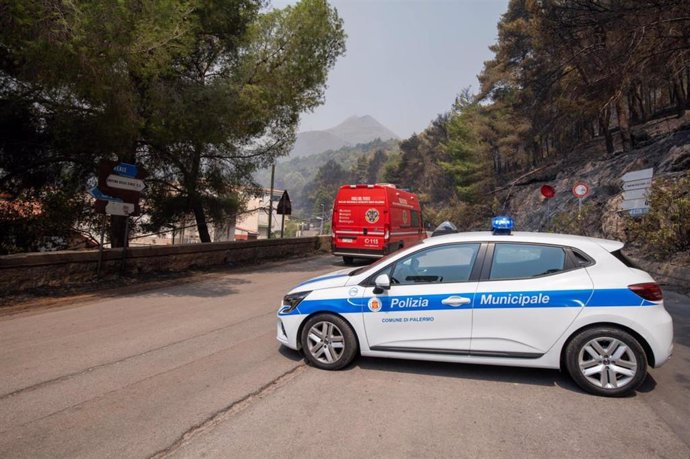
<box><xmin>0</xmin><ymin>237</ymin><xmax>331</xmax><ymax>295</ymax></box>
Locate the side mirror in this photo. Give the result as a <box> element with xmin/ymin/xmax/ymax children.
<box><xmin>373</xmin><ymin>274</ymin><xmax>391</xmax><ymax>294</ymax></box>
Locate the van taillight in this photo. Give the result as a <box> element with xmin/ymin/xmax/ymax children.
<box><xmin>384</xmin><ymin>228</ymin><xmax>390</xmax><ymax>240</ymax></box>
<box><xmin>628</xmin><ymin>283</ymin><xmax>663</xmax><ymax>301</ymax></box>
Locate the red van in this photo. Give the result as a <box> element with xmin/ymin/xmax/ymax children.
<box><xmin>331</xmin><ymin>184</ymin><xmax>426</xmax><ymax>264</ymax></box>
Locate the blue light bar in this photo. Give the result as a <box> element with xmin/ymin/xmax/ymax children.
<box><xmin>492</xmin><ymin>216</ymin><xmax>514</xmax><ymax>235</ymax></box>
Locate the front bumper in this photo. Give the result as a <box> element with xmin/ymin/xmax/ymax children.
<box><xmin>276</xmin><ymin>314</ymin><xmax>304</xmax><ymax>350</ymax></box>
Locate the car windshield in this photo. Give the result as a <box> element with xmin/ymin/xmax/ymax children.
<box><xmin>347</xmin><ymin>240</ymin><xmax>425</xmax><ymax>276</ymax></box>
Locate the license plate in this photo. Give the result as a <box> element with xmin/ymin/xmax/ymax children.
<box><xmin>341</xmin><ymin>238</ymin><xmax>354</xmax><ymax>243</ymax></box>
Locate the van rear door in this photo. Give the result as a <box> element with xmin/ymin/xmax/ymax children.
<box><xmin>333</xmin><ymin>186</ymin><xmax>387</xmax><ymax>254</ymax></box>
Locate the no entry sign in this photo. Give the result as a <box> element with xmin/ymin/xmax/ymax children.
<box><xmin>572</xmin><ymin>182</ymin><xmax>591</xmax><ymax>199</ymax></box>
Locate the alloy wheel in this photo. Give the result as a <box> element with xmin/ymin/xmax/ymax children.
<box><xmin>578</xmin><ymin>337</ymin><xmax>638</xmax><ymax>389</ymax></box>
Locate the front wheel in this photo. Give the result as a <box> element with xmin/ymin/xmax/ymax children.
<box><xmin>565</xmin><ymin>327</ymin><xmax>647</xmax><ymax>397</ymax></box>
<box><xmin>300</xmin><ymin>314</ymin><xmax>358</xmax><ymax>370</ymax></box>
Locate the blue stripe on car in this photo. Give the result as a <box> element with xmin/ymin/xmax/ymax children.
<box><xmin>279</xmin><ymin>288</ymin><xmax>656</xmax><ymax>316</ymax></box>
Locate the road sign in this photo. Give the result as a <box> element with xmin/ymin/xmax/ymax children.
<box><xmin>621</xmin><ymin>167</ymin><xmax>653</xmax><ymax>182</ymax></box>
<box><xmin>620</xmin><ymin>168</ymin><xmax>653</xmax><ymax>216</ymax></box>
<box><xmin>572</xmin><ymin>182</ymin><xmax>590</xmax><ymax>199</ymax></box>
<box><xmin>94</xmin><ymin>199</ymin><xmax>140</xmax><ymax>216</ymax></box>
<box><xmin>276</xmin><ymin>190</ymin><xmax>292</xmax><ymax>215</ymax></box>
<box><xmin>106</xmin><ymin>174</ymin><xmax>146</xmax><ymax>192</ymax></box>
<box><xmin>619</xmin><ymin>198</ymin><xmax>649</xmax><ymax>211</ymax></box>
<box><xmin>93</xmin><ymin>160</ymin><xmax>147</xmax><ymax>216</ymax></box>
<box><xmin>623</xmin><ymin>178</ymin><xmax>653</xmax><ymax>191</ymax></box>
<box><xmin>540</xmin><ymin>185</ymin><xmax>555</xmax><ymax>199</ymax></box>
<box><xmin>112</xmin><ymin>162</ymin><xmax>138</xmax><ymax>178</ymax></box>
<box><xmin>623</xmin><ymin>188</ymin><xmax>649</xmax><ymax>201</ymax></box>
<box><xmin>629</xmin><ymin>208</ymin><xmax>650</xmax><ymax>216</ymax></box>
<box><xmin>105</xmin><ymin>201</ymin><xmax>136</xmax><ymax>216</ymax></box>
<box><xmin>89</xmin><ymin>186</ymin><xmax>123</xmax><ymax>202</ymax></box>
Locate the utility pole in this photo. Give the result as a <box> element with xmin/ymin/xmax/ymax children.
<box><xmin>319</xmin><ymin>203</ymin><xmax>325</xmax><ymax>235</ymax></box>
<box><xmin>267</xmin><ymin>163</ymin><xmax>275</xmax><ymax>239</ymax></box>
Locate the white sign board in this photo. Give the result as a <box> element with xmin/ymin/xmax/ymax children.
<box><xmin>623</xmin><ymin>188</ymin><xmax>649</xmax><ymax>201</ymax></box>
<box><xmin>619</xmin><ymin>198</ymin><xmax>649</xmax><ymax>211</ymax></box>
<box><xmin>105</xmin><ymin>201</ymin><xmax>135</xmax><ymax>216</ymax></box>
<box><xmin>106</xmin><ymin>174</ymin><xmax>146</xmax><ymax>192</ymax></box>
<box><xmin>623</xmin><ymin>178</ymin><xmax>652</xmax><ymax>191</ymax></box>
<box><xmin>621</xmin><ymin>168</ymin><xmax>653</xmax><ymax>182</ymax></box>
<box><xmin>619</xmin><ymin>168</ymin><xmax>653</xmax><ymax>215</ymax></box>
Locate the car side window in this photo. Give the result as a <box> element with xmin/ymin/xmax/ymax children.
<box><xmin>391</xmin><ymin>243</ymin><xmax>480</xmax><ymax>284</ymax></box>
<box><xmin>489</xmin><ymin>243</ymin><xmax>566</xmax><ymax>280</ymax></box>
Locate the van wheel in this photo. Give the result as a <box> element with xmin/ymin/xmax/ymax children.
<box><xmin>343</xmin><ymin>256</ymin><xmax>354</xmax><ymax>265</ymax></box>
<box><xmin>565</xmin><ymin>327</ymin><xmax>647</xmax><ymax>397</ymax></box>
<box><xmin>300</xmin><ymin>314</ymin><xmax>358</xmax><ymax>370</ymax></box>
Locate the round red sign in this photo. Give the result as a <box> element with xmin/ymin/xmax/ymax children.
<box><xmin>540</xmin><ymin>185</ymin><xmax>556</xmax><ymax>199</ymax></box>
<box><xmin>572</xmin><ymin>182</ymin><xmax>591</xmax><ymax>198</ymax></box>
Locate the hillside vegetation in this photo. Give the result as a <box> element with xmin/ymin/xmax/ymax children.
<box><xmin>381</xmin><ymin>0</ymin><xmax>690</xmax><ymax>261</ymax></box>
<box><xmin>257</xmin><ymin>138</ymin><xmax>399</xmax><ymax>216</ymax></box>
<box><xmin>0</xmin><ymin>0</ymin><xmax>346</xmax><ymax>251</ymax></box>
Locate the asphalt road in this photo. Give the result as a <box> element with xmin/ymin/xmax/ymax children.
<box><xmin>0</xmin><ymin>255</ymin><xmax>688</xmax><ymax>458</ymax></box>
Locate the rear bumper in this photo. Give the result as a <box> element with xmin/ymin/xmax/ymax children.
<box><xmin>333</xmin><ymin>248</ymin><xmax>384</xmax><ymax>259</ymax></box>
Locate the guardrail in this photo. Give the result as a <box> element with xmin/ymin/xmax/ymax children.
<box><xmin>0</xmin><ymin>236</ymin><xmax>332</xmax><ymax>295</ymax></box>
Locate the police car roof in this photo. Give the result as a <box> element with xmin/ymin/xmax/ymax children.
<box><xmin>423</xmin><ymin>231</ymin><xmax>624</xmax><ymax>253</ymax></box>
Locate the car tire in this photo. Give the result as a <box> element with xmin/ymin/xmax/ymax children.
<box><xmin>343</xmin><ymin>256</ymin><xmax>354</xmax><ymax>265</ymax></box>
<box><xmin>300</xmin><ymin>314</ymin><xmax>358</xmax><ymax>370</ymax></box>
<box><xmin>565</xmin><ymin>327</ymin><xmax>647</xmax><ymax>397</ymax></box>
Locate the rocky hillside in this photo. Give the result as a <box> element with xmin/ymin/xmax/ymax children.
<box><xmin>503</xmin><ymin>113</ymin><xmax>689</xmax><ymax>233</ymax></box>
<box><xmin>499</xmin><ymin>113</ymin><xmax>690</xmax><ymax>286</ymax></box>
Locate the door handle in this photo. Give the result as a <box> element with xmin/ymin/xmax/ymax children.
<box><xmin>441</xmin><ymin>296</ymin><xmax>471</xmax><ymax>307</ymax></box>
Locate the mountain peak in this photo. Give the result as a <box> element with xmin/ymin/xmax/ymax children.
<box><xmin>290</xmin><ymin>115</ymin><xmax>398</xmax><ymax>158</ymax></box>
<box><xmin>325</xmin><ymin>115</ymin><xmax>399</xmax><ymax>143</ymax></box>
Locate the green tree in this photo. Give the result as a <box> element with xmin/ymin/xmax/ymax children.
<box><xmin>0</xmin><ymin>0</ymin><xmax>345</xmax><ymax>248</ymax></box>
<box><xmin>350</xmin><ymin>155</ymin><xmax>369</xmax><ymax>183</ymax></box>
<box><xmin>440</xmin><ymin>92</ymin><xmax>492</xmax><ymax>203</ymax></box>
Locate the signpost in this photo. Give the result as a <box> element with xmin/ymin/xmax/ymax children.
<box><xmin>91</xmin><ymin>160</ymin><xmax>147</xmax><ymax>276</ymax></box>
<box><xmin>572</xmin><ymin>181</ymin><xmax>591</xmax><ymax>217</ymax></box>
<box><xmin>106</xmin><ymin>175</ymin><xmax>146</xmax><ymax>192</ymax></box>
<box><xmin>619</xmin><ymin>168</ymin><xmax>653</xmax><ymax>216</ymax></box>
<box><xmin>276</xmin><ymin>190</ymin><xmax>292</xmax><ymax>238</ymax></box>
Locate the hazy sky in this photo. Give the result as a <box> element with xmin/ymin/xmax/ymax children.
<box><xmin>272</xmin><ymin>0</ymin><xmax>509</xmax><ymax>138</ymax></box>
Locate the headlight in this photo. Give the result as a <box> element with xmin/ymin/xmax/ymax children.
<box><xmin>281</xmin><ymin>291</ymin><xmax>311</xmax><ymax>314</ymax></box>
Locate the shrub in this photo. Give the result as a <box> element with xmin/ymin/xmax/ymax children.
<box><xmin>626</xmin><ymin>175</ymin><xmax>690</xmax><ymax>260</ymax></box>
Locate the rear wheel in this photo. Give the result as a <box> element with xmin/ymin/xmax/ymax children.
<box><xmin>300</xmin><ymin>314</ymin><xmax>358</xmax><ymax>370</ymax></box>
<box><xmin>565</xmin><ymin>327</ymin><xmax>647</xmax><ymax>397</ymax></box>
<box><xmin>343</xmin><ymin>256</ymin><xmax>354</xmax><ymax>265</ymax></box>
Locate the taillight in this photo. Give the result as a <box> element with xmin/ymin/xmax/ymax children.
<box><xmin>628</xmin><ymin>283</ymin><xmax>663</xmax><ymax>301</ymax></box>
<box><xmin>384</xmin><ymin>228</ymin><xmax>390</xmax><ymax>240</ymax></box>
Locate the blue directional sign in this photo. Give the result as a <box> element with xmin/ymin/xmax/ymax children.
<box><xmin>112</xmin><ymin>162</ymin><xmax>138</xmax><ymax>178</ymax></box>
<box><xmin>89</xmin><ymin>186</ymin><xmax>123</xmax><ymax>203</ymax></box>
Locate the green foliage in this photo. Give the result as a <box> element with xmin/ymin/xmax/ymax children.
<box><xmin>255</xmin><ymin>138</ymin><xmax>399</xmax><ymax>216</ymax></box>
<box><xmin>1</xmin><ymin>0</ymin><xmax>346</xmax><ymax>249</ymax></box>
<box><xmin>0</xmin><ymin>190</ymin><xmax>95</xmax><ymax>254</ymax></box>
<box><xmin>439</xmin><ymin>91</ymin><xmax>494</xmax><ymax>203</ymax></box>
<box><xmin>626</xmin><ymin>177</ymin><xmax>690</xmax><ymax>260</ymax></box>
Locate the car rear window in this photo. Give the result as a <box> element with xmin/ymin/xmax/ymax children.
<box><xmin>489</xmin><ymin>244</ymin><xmax>566</xmax><ymax>280</ymax></box>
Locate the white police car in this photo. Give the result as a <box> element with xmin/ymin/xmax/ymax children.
<box><xmin>277</xmin><ymin>217</ymin><xmax>673</xmax><ymax>396</ymax></box>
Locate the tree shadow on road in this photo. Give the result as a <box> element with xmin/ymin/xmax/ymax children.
<box><xmin>136</xmin><ymin>277</ymin><xmax>251</xmax><ymax>298</ymax></box>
